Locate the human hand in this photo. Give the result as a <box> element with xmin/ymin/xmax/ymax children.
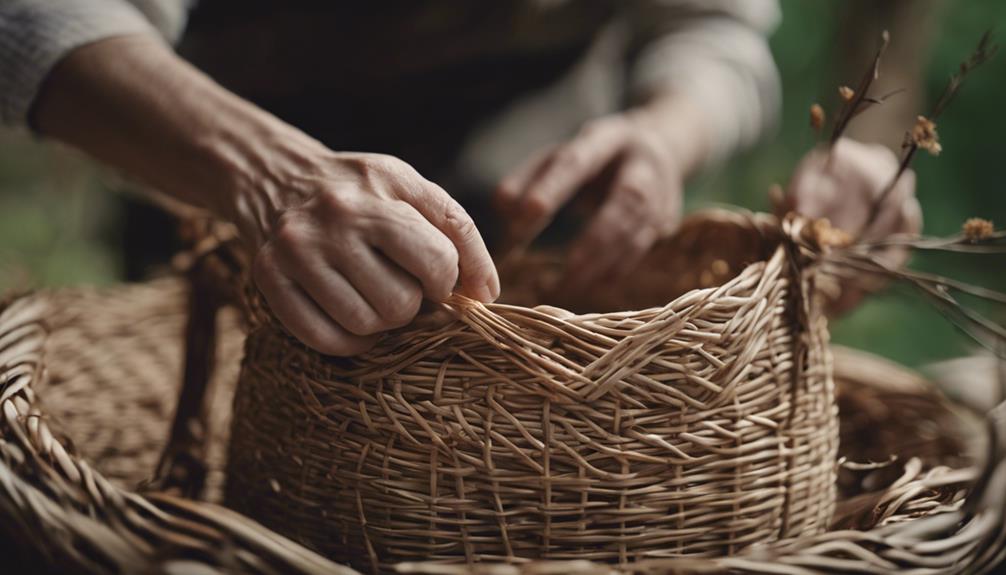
<box><xmin>30</xmin><ymin>36</ymin><xmax>498</xmax><ymax>356</ymax></box>
<box><xmin>242</xmin><ymin>151</ymin><xmax>499</xmax><ymax>356</ymax></box>
<box><xmin>495</xmin><ymin>113</ymin><xmax>684</xmax><ymax>287</ymax></box>
<box><xmin>788</xmin><ymin>138</ymin><xmax>922</xmax><ymax>250</ymax></box>
<box><xmin>788</xmin><ymin>138</ymin><xmax>922</xmax><ymax>311</ymax></box>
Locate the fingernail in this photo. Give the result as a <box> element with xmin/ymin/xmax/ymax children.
<box><xmin>476</xmin><ymin>279</ymin><xmax>499</xmax><ymax>303</ymax></box>
<box><xmin>488</xmin><ymin>277</ymin><xmax>501</xmax><ymax>301</ymax></box>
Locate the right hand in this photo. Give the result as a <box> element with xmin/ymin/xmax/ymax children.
<box><xmin>244</xmin><ymin>152</ymin><xmax>499</xmax><ymax>356</ymax></box>
<box><xmin>29</xmin><ymin>35</ymin><xmax>498</xmax><ymax>356</ymax></box>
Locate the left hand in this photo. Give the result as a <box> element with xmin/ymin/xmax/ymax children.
<box><xmin>788</xmin><ymin>138</ymin><xmax>923</xmax><ymax>312</ymax></box>
<box><xmin>788</xmin><ymin>138</ymin><xmax>922</xmax><ymax>252</ymax></box>
<box><xmin>495</xmin><ymin>113</ymin><xmax>684</xmax><ymax>287</ymax></box>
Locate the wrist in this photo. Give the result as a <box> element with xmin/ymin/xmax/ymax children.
<box><xmin>625</xmin><ymin>93</ymin><xmax>710</xmax><ymax>177</ymax></box>
<box><xmin>33</xmin><ymin>34</ymin><xmax>322</xmax><ymax>246</ymax></box>
<box><xmin>195</xmin><ymin>109</ymin><xmax>325</xmax><ymax>244</ymax></box>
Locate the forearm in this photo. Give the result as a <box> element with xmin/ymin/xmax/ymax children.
<box><xmin>28</xmin><ymin>34</ymin><xmax>500</xmax><ymax>356</ymax></box>
<box><xmin>33</xmin><ymin>34</ymin><xmax>314</xmax><ymax>240</ymax></box>
<box><xmin>625</xmin><ymin>92</ymin><xmax>711</xmax><ymax>179</ymax></box>
<box><xmin>626</xmin><ymin>1</ymin><xmax>781</xmax><ymax>166</ymax></box>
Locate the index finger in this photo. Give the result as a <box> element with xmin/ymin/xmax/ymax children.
<box><xmin>398</xmin><ymin>179</ymin><xmax>500</xmax><ymax>303</ymax></box>
<box><xmin>515</xmin><ymin>118</ymin><xmax>630</xmax><ymax>234</ymax></box>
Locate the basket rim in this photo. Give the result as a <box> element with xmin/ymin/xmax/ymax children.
<box><xmin>2</xmin><ymin>278</ymin><xmax>1004</xmax><ymax>574</ymax></box>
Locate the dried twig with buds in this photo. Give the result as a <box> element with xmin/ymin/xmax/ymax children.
<box><xmin>858</xmin><ymin>31</ymin><xmax>998</xmax><ymax>240</ymax></box>
<box><xmin>963</xmin><ymin>218</ymin><xmax>995</xmax><ymax>242</ymax></box>
<box><xmin>809</xmin><ymin>103</ymin><xmax>826</xmax><ymax>133</ymax></box>
<box><xmin>816</xmin><ymin>34</ymin><xmax>906</xmax><ymax>144</ymax></box>
<box><xmin>824</xmin><ymin>212</ymin><xmax>1006</xmax><ymax>353</ymax></box>
<box><xmin>908</xmin><ymin>115</ymin><xmax>941</xmax><ymax>156</ymax></box>
<box><xmin>830</xmin><ymin>31</ymin><xmax>890</xmax><ymax>144</ymax></box>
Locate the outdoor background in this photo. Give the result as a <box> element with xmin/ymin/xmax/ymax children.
<box><xmin>1</xmin><ymin>0</ymin><xmax>1003</xmax><ymax>368</ymax></box>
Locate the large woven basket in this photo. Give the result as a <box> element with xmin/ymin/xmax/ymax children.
<box><xmin>223</xmin><ymin>211</ymin><xmax>840</xmax><ymax>571</ymax></box>
<box><xmin>1</xmin><ymin>270</ymin><xmax>1004</xmax><ymax>573</ymax></box>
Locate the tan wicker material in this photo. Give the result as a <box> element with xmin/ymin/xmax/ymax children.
<box><xmin>0</xmin><ymin>285</ymin><xmax>355</xmax><ymax>574</ymax></box>
<box><xmin>498</xmin><ymin>211</ymin><xmax>782</xmax><ymax>313</ymax></box>
<box><xmin>37</xmin><ymin>279</ymin><xmax>243</xmax><ymax>499</ymax></box>
<box><xmin>0</xmin><ymin>279</ymin><xmax>1003</xmax><ymax>574</ymax></box>
<box><xmin>225</xmin><ymin>212</ymin><xmax>840</xmax><ymax>571</ymax></box>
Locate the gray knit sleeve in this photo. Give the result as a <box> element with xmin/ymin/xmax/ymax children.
<box><xmin>626</xmin><ymin>0</ymin><xmax>782</xmax><ymax>164</ymax></box>
<box><xmin>0</xmin><ymin>0</ymin><xmax>190</xmax><ymax>127</ymax></box>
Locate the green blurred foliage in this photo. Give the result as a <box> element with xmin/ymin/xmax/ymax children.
<box><xmin>689</xmin><ymin>0</ymin><xmax>1006</xmax><ymax>366</ymax></box>
<box><xmin>0</xmin><ymin>134</ymin><xmax>122</xmax><ymax>291</ymax></box>
<box><xmin>0</xmin><ymin>1</ymin><xmax>1003</xmax><ymax>366</ymax></box>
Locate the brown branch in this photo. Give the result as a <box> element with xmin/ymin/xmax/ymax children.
<box><xmin>823</xmin><ymin>251</ymin><xmax>1006</xmax><ymax>355</ymax></box>
<box><xmin>831</xmin><ymin>30</ymin><xmax>890</xmax><ymax>145</ymax></box>
<box><xmin>857</xmin><ymin>30</ymin><xmax>998</xmax><ymax>241</ymax></box>
<box><xmin>855</xmin><ymin>229</ymin><xmax>1006</xmax><ymax>251</ymax></box>
<box><xmin>932</xmin><ymin>30</ymin><xmax>998</xmax><ymax>118</ymax></box>
<box><xmin>851</xmin><ymin>88</ymin><xmax>907</xmax><ymax>119</ymax></box>
<box><xmin>828</xmin><ymin>251</ymin><xmax>1006</xmax><ymax>305</ymax></box>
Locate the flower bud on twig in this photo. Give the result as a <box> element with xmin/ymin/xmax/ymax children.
<box><xmin>908</xmin><ymin>115</ymin><xmax>942</xmax><ymax>156</ymax></box>
<box><xmin>963</xmin><ymin>218</ymin><xmax>995</xmax><ymax>241</ymax></box>
<box><xmin>810</xmin><ymin>104</ymin><xmax>825</xmax><ymax>132</ymax></box>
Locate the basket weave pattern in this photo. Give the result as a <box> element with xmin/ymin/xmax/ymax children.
<box><xmin>1</xmin><ymin>280</ymin><xmax>1002</xmax><ymax>574</ymax></box>
<box><xmin>225</xmin><ymin>242</ymin><xmax>839</xmax><ymax>571</ymax></box>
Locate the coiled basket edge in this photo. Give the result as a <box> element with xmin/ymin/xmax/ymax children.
<box><xmin>0</xmin><ymin>240</ymin><xmax>1003</xmax><ymax>574</ymax></box>
<box><xmin>224</xmin><ymin>210</ymin><xmax>840</xmax><ymax>572</ymax></box>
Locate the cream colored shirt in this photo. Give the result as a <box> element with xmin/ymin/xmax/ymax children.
<box><xmin>0</xmin><ymin>0</ymin><xmax>780</xmax><ymax>178</ymax></box>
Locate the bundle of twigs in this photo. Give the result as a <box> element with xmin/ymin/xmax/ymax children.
<box><xmin>816</xmin><ymin>30</ymin><xmax>1005</xmax><ymax>355</ymax></box>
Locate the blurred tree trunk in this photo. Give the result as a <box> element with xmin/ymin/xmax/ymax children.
<box><xmin>836</xmin><ymin>0</ymin><xmax>944</xmax><ymax>152</ymax></box>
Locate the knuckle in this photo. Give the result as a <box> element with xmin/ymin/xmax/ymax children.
<box><xmin>619</xmin><ymin>182</ymin><xmax>649</xmax><ymax>204</ymax></box>
<box><xmin>608</xmin><ymin>220</ymin><xmax>638</xmax><ymax>244</ymax></box>
<box><xmin>373</xmin><ymin>153</ymin><xmax>407</xmax><ymax>171</ymax></box>
<box><xmin>348</xmin><ymin>154</ymin><xmax>392</xmax><ymax>189</ymax></box>
<box><xmin>376</xmin><ymin>201</ymin><xmax>422</xmax><ymax>240</ymax></box>
<box><xmin>554</xmin><ymin>145</ymin><xmax>583</xmax><ymax>171</ymax></box>
<box><xmin>631</xmin><ymin>226</ymin><xmax>658</xmax><ymax>252</ymax></box>
<box><xmin>619</xmin><ymin>184</ymin><xmax>643</xmax><ymax>205</ymax></box>
<box><xmin>496</xmin><ymin>178</ymin><xmax>521</xmax><ymax>202</ymax></box>
<box><xmin>342</xmin><ymin>304</ymin><xmax>383</xmax><ymax>336</ymax></box>
<box><xmin>380</xmin><ymin>285</ymin><xmax>423</xmax><ymax>326</ymax></box>
<box><xmin>358</xmin><ymin>153</ymin><xmax>391</xmax><ymax>174</ymax></box>
<box><xmin>521</xmin><ymin>194</ymin><xmax>552</xmax><ymax>220</ymax></box>
<box><xmin>272</xmin><ymin>213</ymin><xmax>308</xmax><ymax>251</ymax></box>
<box><xmin>444</xmin><ymin>201</ymin><xmax>478</xmax><ymax>243</ymax></box>
<box><xmin>433</xmin><ymin>243</ymin><xmax>460</xmax><ymax>276</ymax></box>
<box><xmin>389</xmin><ymin>199</ymin><xmax>420</xmax><ymax>224</ymax></box>
<box><xmin>580</xmin><ymin>116</ymin><xmax>618</xmax><ymax>138</ymax></box>
<box><xmin>318</xmin><ymin>188</ymin><xmax>351</xmax><ymax>217</ymax></box>
<box><xmin>368</xmin><ymin>153</ymin><xmax>414</xmax><ymax>182</ymax></box>
<box><xmin>426</xmin><ymin>246</ymin><xmax>459</xmax><ymax>298</ymax></box>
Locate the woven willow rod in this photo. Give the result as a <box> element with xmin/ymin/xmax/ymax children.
<box><xmin>226</xmin><ymin>214</ymin><xmax>839</xmax><ymax>573</ymax></box>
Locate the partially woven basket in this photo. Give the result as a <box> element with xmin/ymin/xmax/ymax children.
<box><xmin>1</xmin><ymin>274</ymin><xmax>1003</xmax><ymax>574</ymax></box>
<box><xmin>224</xmin><ymin>211</ymin><xmax>840</xmax><ymax>571</ymax></box>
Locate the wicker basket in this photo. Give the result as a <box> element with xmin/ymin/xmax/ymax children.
<box><xmin>222</xmin><ymin>211</ymin><xmax>840</xmax><ymax>571</ymax></box>
<box><xmin>0</xmin><ymin>273</ymin><xmax>1003</xmax><ymax>574</ymax></box>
